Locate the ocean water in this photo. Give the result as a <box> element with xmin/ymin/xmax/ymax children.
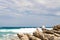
<box><xmin>0</xmin><ymin>27</ymin><xmax>52</xmax><ymax>40</ymax></box>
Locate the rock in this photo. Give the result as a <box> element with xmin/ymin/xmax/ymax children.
<box><xmin>49</xmin><ymin>36</ymin><xmax>54</xmax><ymax>40</ymax></box>
<box><xmin>17</xmin><ymin>33</ymin><xmax>29</xmax><ymax>40</ymax></box>
<box><xmin>54</xmin><ymin>37</ymin><xmax>60</xmax><ymax>40</ymax></box>
<box><xmin>26</xmin><ymin>33</ymin><xmax>41</xmax><ymax>40</ymax></box>
<box><xmin>54</xmin><ymin>33</ymin><xmax>60</xmax><ymax>37</ymax></box>
<box><xmin>33</xmin><ymin>28</ymin><xmax>49</xmax><ymax>40</ymax></box>
<box><xmin>44</xmin><ymin>34</ymin><xmax>54</xmax><ymax>40</ymax></box>
<box><xmin>53</xmin><ymin>30</ymin><xmax>60</xmax><ymax>34</ymax></box>
<box><xmin>16</xmin><ymin>24</ymin><xmax>60</xmax><ymax>40</ymax></box>
<box><xmin>17</xmin><ymin>33</ymin><xmax>24</xmax><ymax>39</ymax></box>
<box><xmin>29</xmin><ymin>36</ymin><xmax>41</xmax><ymax>40</ymax></box>
<box><xmin>53</xmin><ymin>24</ymin><xmax>60</xmax><ymax>30</ymax></box>
<box><xmin>24</xmin><ymin>33</ymin><xmax>32</xmax><ymax>38</ymax></box>
<box><xmin>42</xmin><ymin>28</ymin><xmax>54</xmax><ymax>34</ymax></box>
<box><xmin>33</xmin><ymin>28</ymin><xmax>44</xmax><ymax>40</ymax></box>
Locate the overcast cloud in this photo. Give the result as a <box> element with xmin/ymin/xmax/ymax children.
<box><xmin>0</xmin><ymin>0</ymin><xmax>60</xmax><ymax>27</ymax></box>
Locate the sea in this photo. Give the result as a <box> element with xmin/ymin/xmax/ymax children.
<box><xmin>0</xmin><ymin>27</ymin><xmax>52</xmax><ymax>40</ymax></box>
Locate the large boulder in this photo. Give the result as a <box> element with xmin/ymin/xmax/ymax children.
<box><xmin>54</xmin><ymin>36</ymin><xmax>60</xmax><ymax>40</ymax></box>
<box><xmin>17</xmin><ymin>33</ymin><xmax>29</xmax><ymax>40</ymax></box>
<box><xmin>53</xmin><ymin>24</ymin><xmax>60</xmax><ymax>31</ymax></box>
<box><xmin>25</xmin><ymin>33</ymin><xmax>41</xmax><ymax>40</ymax></box>
<box><xmin>53</xmin><ymin>30</ymin><xmax>60</xmax><ymax>34</ymax></box>
<box><xmin>33</xmin><ymin>28</ymin><xmax>49</xmax><ymax>40</ymax></box>
<box><xmin>42</xmin><ymin>28</ymin><xmax>54</xmax><ymax>34</ymax></box>
<box><xmin>28</xmin><ymin>35</ymin><xmax>41</xmax><ymax>40</ymax></box>
<box><xmin>33</xmin><ymin>28</ymin><xmax>44</xmax><ymax>40</ymax></box>
<box><xmin>17</xmin><ymin>33</ymin><xmax>24</xmax><ymax>39</ymax></box>
<box><xmin>44</xmin><ymin>34</ymin><xmax>54</xmax><ymax>40</ymax></box>
<box><xmin>54</xmin><ymin>33</ymin><xmax>60</xmax><ymax>37</ymax></box>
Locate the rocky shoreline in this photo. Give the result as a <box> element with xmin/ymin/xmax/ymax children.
<box><xmin>12</xmin><ymin>24</ymin><xmax>60</xmax><ymax>40</ymax></box>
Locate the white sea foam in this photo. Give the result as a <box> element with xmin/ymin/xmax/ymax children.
<box><xmin>2</xmin><ymin>34</ymin><xmax>21</xmax><ymax>40</ymax></box>
<box><xmin>0</xmin><ymin>28</ymin><xmax>52</xmax><ymax>40</ymax></box>
<box><xmin>0</xmin><ymin>28</ymin><xmax>52</xmax><ymax>33</ymax></box>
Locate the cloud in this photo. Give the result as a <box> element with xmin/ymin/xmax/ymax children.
<box><xmin>34</xmin><ymin>0</ymin><xmax>60</xmax><ymax>8</ymax></box>
<box><xmin>29</xmin><ymin>0</ymin><xmax>60</xmax><ymax>16</ymax></box>
<box><xmin>0</xmin><ymin>0</ymin><xmax>60</xmax><ymax>26</ymax></box>
<box><xmin>55</xmin><ymin>11</ymin><xmax>60</xmax><ymax>16</ymax></box>
<box><xmin>0</xmin><ymin>0</ymin><xmax>60</xmax><ymax>16</ymax></box>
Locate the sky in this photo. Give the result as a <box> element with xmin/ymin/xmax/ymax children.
<box><xmin>0</xmin><ymin>0</ymin><xmax>60</xmax><ymax>27</ymax></box>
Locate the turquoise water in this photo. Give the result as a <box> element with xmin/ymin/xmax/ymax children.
<box><xmin>0</xmin><ymin>30</ymin><xmax>16</xmax><ymax>40</ymax></box>
<box><xmin>0</xmin><ymin>28</ymin><xmax>19</xmax><ymax>40</ymax></box>
<box><xmin>0</xmin><ymin>27</ymin><xmax>52</xmax><ymax>40</ymax></box>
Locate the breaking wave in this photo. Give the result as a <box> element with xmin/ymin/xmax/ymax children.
<box><xmin>0</xmin><ymin>28</ymin><xmax>52</xmax><ymax>40</ymax></box>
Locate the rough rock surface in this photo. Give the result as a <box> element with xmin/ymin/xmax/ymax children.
<box><xmin>33</xmin><ymin>28</ymin><xmax>44</xmax><ymax>40</ymax></box>
<box><xmin>16</xmin><ymin>24</ymin><xmax>60</xmax><ymax>40</ymax></box>
<box><xmin>42</xmin><ymin>28</ymin><xmax>54</xmax><ymax>34</ymax></box>
<box><xmin>17</xmin><ymin>33</ymin><xmax>29</xmax><ymax>40</ymax></box>
<box><xmin>53</xmin><ymin>24</ymin><xmax>60</xmax><ymax>30</ymax></box>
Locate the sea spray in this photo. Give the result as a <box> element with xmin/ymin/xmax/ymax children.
<box><xmin>0</xmin><ymin>28</ymin><xmax>52</xmax><ymax>40</ymax></box>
